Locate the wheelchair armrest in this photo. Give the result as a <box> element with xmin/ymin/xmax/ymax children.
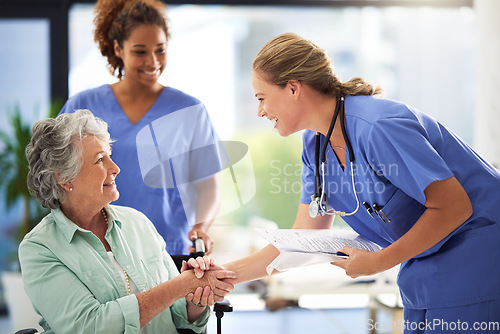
<box><xmin>214</xmin><ymin>299</ymin><xmax>233</xmax><ymax>314</ymax></box>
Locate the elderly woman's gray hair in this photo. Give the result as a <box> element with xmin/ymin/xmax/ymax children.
<box><xmin>26</xmin><ymin>109</ymin><xmax>112</xmax><ymax>209</ymax></box>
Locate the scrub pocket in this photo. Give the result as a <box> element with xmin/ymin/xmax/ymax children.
<box><xmin>370</xmin><ymin>189</ymin><xmax>426</xmax><ymax>243</ymax></box>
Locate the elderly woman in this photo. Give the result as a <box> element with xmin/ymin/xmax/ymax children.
<box><xmin>20</xmin><ymin>109</ymin><xmax>235</xmax><ymax>334</ymax></box>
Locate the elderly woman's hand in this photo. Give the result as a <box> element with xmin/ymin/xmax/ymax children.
<box><xmin>181</xmin><ymin>256</ymin><xmax>215</xmax><ymax>278</ymax></box>
<box><xmin>181</xmin><ymin>265</ymin><xmax>236</xmax><ymax>303</ymax></box>
<box><xmin>181</xmin><ymin>255</ymin><xmax>236</xmax><ymax>305</ymax></box>
<box><xmin>185</xmin><ymin>286</ymin><xmax>214</xmax><ymax>306</ymax></box>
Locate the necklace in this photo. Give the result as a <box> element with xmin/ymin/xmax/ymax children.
<box><xmin>101</xmin><ymin>208</ymin><xmax>131</xmax><ymax>295</ymax></box>
<box><xmin>101</xmin><ymin>208</ymin><xmax>108</xmax><ymax>224</ymax></box>
<box><xmin>123</xmin><ymin>271</ymin><xmax>132</xmax><ymax>296</ymax></box>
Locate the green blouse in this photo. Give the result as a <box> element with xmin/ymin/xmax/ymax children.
<box><xmin>19</xmin><ymin>204</ymin><xmax>210</xmax><ymax>333</ymax></box>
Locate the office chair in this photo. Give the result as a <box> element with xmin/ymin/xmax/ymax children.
<box><xmin>16</xmin><ymin>239</ymin><xmax>232</xmax><ymax>334</ymax></box>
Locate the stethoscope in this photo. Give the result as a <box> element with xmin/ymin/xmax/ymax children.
<box><xmin>308</xmin><ymin>96</ymin><xmax>360</xmax><ymax>218</ymax></box>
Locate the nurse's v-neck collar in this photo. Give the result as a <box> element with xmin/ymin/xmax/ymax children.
<box><xmin>106</xmin><ymin>84</ymin><xmax>166</xmax><ymax>127</ymax></box>
<box><xmin>324</xmin><ymin>140</ymin><xmax>351</xmax><ymax>174</ymax></box>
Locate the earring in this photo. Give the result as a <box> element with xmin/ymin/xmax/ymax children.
<box><xmin>69</xmin><ymin>187</ymin><xmax>73</xmax><ymax>191</ymax></box>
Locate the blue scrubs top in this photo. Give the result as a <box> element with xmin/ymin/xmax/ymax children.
<box><xmin>60</xmin><ymin>85</ymin><xmax>221</xmax><ymax>255</ymax></box>
<box><xmin>300</xmin><ymin>95</ymin><xmax>500</xmax><ymax>309</ymax></box>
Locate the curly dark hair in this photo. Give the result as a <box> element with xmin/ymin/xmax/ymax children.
<box><xmin>93</xmin><ymin>0</ymin><xmax>170</xmax><ymax>79</ymax></box>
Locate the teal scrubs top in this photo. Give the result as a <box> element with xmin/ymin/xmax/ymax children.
<box><xmin>300</xmin><ymin>95</ymin><xmax>500</xmax><ymax>309</ymax></box>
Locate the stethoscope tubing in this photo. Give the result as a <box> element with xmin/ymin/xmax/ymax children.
<box><xmin>313</xmin><ymin>96</ymin><xmax>360</xmax><ymax>217</ymax></box>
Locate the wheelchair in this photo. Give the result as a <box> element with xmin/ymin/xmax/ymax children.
<box><xmin>16</xmin><ymin>301</ymin><xmax>232</xmax><ymax>334</ymax></box>
<box><xmin>16</xmin><ymin>239</ymin><xmax>232</xmax><ymax>334</ymax></box>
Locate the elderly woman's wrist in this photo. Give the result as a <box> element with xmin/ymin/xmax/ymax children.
<box><xmin>189</xmin><ymin>300</ymin><xmax>206</xmax><ymax>308</ymax></box>
<box><xmin>180</xmin><ymin>269</ymin><xmax>204</xmax><ymax>293</ymax></box>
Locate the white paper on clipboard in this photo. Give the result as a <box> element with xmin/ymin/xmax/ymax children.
<box><xmin>256</xmin><ymin>228</ymin><xmax>381</xmax><ymax>274</ymax></box>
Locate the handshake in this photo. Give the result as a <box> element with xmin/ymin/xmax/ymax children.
<box><xmin>180</xmin><ymin>256</ymin><xmax>236</xmax><ymax>308</ymax></box>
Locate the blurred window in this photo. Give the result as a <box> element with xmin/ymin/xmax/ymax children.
<box><xmin>0</xmin><ymin>19</ymin><xmax>50</xmax><ymax>270</ymax></box>
<box><xmin>68</xmin><ymin>4</ymin><xmax>475</xmax><ymax>227</ymax></box>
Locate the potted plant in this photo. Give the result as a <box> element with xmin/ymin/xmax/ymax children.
<box><xmin>0</xmin><ymin>107</ymin><xmax>48</xmax><ymax>262</ymax></box>
<box><xmin>0</xmin><ymin>102</ymin><xmax>60</xmax><ymax>332</ymax></box>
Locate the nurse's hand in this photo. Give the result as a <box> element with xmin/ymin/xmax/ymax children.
<box><xmin>330</xmin><ymin>246</ymin><xmax>384</xmax><ymax>278</ymax></box>
<box><xmin>188</xmin><ymin>229</ymin><xmax>214</xmax><ymax>255</ymax></box>
<box><xmin>181</xmin><ymin>268</ymin><xmax>236</xmax><ymax>303</ymax></box>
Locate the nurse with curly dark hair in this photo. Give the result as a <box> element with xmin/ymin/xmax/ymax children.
<box><xmin>60</xmin><ymin>0</ymin><xmax>221</xmax><ymax>257</ymax></box>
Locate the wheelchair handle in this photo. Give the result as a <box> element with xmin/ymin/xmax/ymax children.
<box><xmin>192</xmin><ymin>238</ymin><xmax>205</xmax><ymax>258</ymax></box>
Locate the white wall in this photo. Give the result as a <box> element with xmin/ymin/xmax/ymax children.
<box><xmin>474</xmin><ymin>0</ymin><xmax>500</xmax><ymax>168</ymax></box>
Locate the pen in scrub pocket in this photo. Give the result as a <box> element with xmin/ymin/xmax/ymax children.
<box><xmin>373</xmin><ymin>203</ymin><xmax>391</xmax><ymax>223</ymax></box>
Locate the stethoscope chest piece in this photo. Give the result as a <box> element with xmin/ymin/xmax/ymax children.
<box><xmin>309</xmin><ymin>198</ymin><xmax>320</xmax><ymax>218</ymax></box>
<box><xmin>309</xmin><ymin>194</ymin><xmax>330</xmax><ymax>218</ymax></box>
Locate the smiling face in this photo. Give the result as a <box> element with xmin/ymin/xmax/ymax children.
<box><xmin>65</xmin><ymin>136</ymin><xmax>120</xmax><ymax>210</ymax></box>
<box><xmin>114</xmin><ymin>24</ymin><xmax>167</xmax><ymax>87</ymax></box>
<box><xmin>252</xmin><ymin>70</ymin><xmax>304</xmax><ymax>137</ymax></box>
